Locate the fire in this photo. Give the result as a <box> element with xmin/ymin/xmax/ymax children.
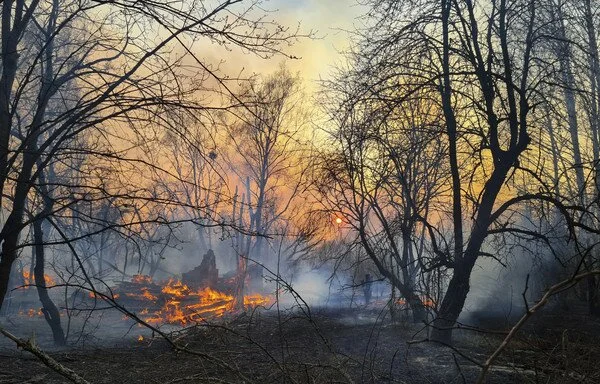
<box><xmin>19</xmin><ymin>308</ymin><xmax>44</xmax><ymax>318</ymax></box>
<box><xmin>132</xmin><ymin>275</ymin><xmax>152</xmax><ymax>284</ymax></box>
<box><xmin>125</xmin><ymin>288</ymin><xmax>158</xmax><ymax>301</ymax></box>
<box><xmin>111</xmin><ymin>276</ymin><xmax>273</xmax><ymax>326</ymax></box>
<box><xmin>147</xmin><ymin>287</ymin><xmax>233</xmax><ymax>325</ymax></box>
<box><xmin>395</xmin><ymin>296</ymin><xmax>436</xmax><ymax>308</ymax></box>
<box><xmin>244</xmin><ymin>293</ymin><xmax>272</xmax><ymax>307</ymax></box>
<box><xmin>161</xmin><ymin>279</ymin><xmax>191</xmax><ymax>298</ymax></box>
<box><xmin>22</xmin><ymin>271</ymin><xmax>55</xmax><ymax>287</ymax></box>
<box><xmin>138</xmin><ymin>335</ymin><xmax>144</xmax><ymax>342</ymax></box>
<box><xmin>422</xmin><ymin>297</ymin><xmax>436</xmax><ymax>308</ymax></box>
<box><xmin>123</xmin><ymin>277</ymin><xmax>273</xmax><ymax>325</ymax></box>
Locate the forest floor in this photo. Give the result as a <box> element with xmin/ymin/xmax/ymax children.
<box><xmin>0</xmin><ymin>304</ymin><xmax>599</xmax><ymax>383</ymax></box>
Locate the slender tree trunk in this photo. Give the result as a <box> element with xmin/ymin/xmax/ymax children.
<box><xmin>401</xmin><ymin>227</ymin><xmax>426</xmax><ymax>323</ymax></box>
<box><xmin>555</xmin><ymin>7</ymin><xmax>585</xmax><ymax>196</ymax></box>
<box><xmin>33</xmin><ymin>219</ymin><xmax>65</xmax><ymax>346</ymax></box>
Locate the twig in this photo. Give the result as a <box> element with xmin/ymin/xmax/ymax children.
<box><xmin>476</xmin><ymin>269</ymin><xmax>600</xmax><ymax>384</ymax></box>
<box><xmin>0</xmin><ymin>326</ymin><xmax>91</xmax><ymax>384</ymax></box>
<box><xmin>452</xmin><ymin>353</ymin><xmax>467</xmax><ymax>384</ymax></box>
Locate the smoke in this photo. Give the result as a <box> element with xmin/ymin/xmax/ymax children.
<box><xmin>461</xmin><ymin>241</ymin><xmax>566</xmax><ymax>327</ymax></box>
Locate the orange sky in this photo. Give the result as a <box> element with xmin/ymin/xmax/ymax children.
<box><xmin>195</xmin><ymin>0</ymin><xmax>365</xmax><ymax>89</ymax></box>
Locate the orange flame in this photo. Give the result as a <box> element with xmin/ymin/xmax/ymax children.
<box><xmin>22</xmin><ymin>271</ymin><xmax>55</xmax><ymax>287</ymax></box>
<box><xmin>395</xmin><ymin>296</ymin><xmax>436</xmax><ymax>308</ymax></box>
<box><xmin>18</xmin><ymin>308</ymin><xmax>44</xmax><ymax>318</ymax></box>
<box><xmin>132</xmin><ymin>275</ymin><xmax>153</xmax><ymax>284</ymax></box>
<box><xmin>145</xmin><ymin>279</ymin><xmax>272</xmax><ymax>325</ymax></box>
<box><xmin>118</xmin><ymin>276</ymin><xmax>272</xmax><ymax>326</ymax></box>
<box><xmin>161</xmin><ymin>279</ymin><xmax>191</xmax><ymax>298</ymax></box>
<box><xmin>125</xmin><ymin>288</ymin><xmax>158</xmax><ymax>301</ymax></box>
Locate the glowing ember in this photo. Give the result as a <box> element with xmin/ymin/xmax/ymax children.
<box><xmin>132</xmin><ymin>275</ymin><xmax>153</xmax><ymax>284</ymax></box>
<box><xmin>244</xmin><ymin>293</ymin><xmax>272</xmax><ymax>307</ymax></box>
<box><xmin>112</xmin><ymin>276</ymin><xmax>273</xmax><ymax>326</ymax></box>
<box><xmin>395</xmin><ymin>296</ymin><xmax>436</xmax><ymax>308</ymax></box>
<box><xmin>161</xmin><ymin>279</ymin><xmax>191</xmax><ymax>298</ymax></box>
<box><xmin>125</xmin><ymin>288</ymin><xmax>158</xmax><ymax>301</ymax></box>
<box><xmin>19</xmin><ymin>308</ymin><xmax>44</xmax><ymax>318</ymax></box>
<box><xmin>422</xmin><ymin>298</ymin><xmax>436</xmax><ymax>308</ymax></box>
<box><xmin>137</xmin><ymin>335</ymin><xmax>144</xmax><ymax>342</ymax></box>
<box><xmin>22</xmin><ymin>271</ymin><xmax>55</xmax><ymax>287</ymax></box>
<box><xmin>144</xmin><ymin>280</ymin><xmax>271</xmax><ymax>325</ymax></box>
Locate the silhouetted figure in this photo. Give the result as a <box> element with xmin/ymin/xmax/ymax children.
<box><xmin>363</xmin><ymin>273</ymin><xmax>373</xmax><ymax>305</ymax></box>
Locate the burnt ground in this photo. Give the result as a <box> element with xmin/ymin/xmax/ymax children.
<box><xmin>0</xmin><ymin>305</ymin><xmax>599</xmax><ymax>384</ymax></box>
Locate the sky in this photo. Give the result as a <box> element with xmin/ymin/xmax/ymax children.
<box><xmin>266</xmin><ymin>0</ymin><xmax>365</xmax><ymax>79</ymax></box>
<box><xmin>211</xmin><ymin>0</ymin><xmax>367</xmax><ymax>86</ymax></box>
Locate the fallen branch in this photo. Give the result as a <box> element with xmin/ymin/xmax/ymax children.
<box><xmin>0</xmin><ymin>326</ymin><xmax>91</xmax><ymax>384</ymax></box>
<box><xmin>476</xmin><ymin>269</ymin><xmax>600</xmax><ymax>384</ymax></box>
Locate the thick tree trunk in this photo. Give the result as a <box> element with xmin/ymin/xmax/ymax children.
<box><xmin>430</xmin><ymin>263</ymin><xmax>475</xmax><ymax>343</ymax></box>
<box><xmin>432</xmin><ymin>163</ymin><xmax>513</xmax><ymax>343</ymax></box>
<box><xmin>0</xmin><ymin>216</ymin><xmax>22</xmax><ymax>310</ymax></box>
<box><xmin>33</xmin><ymin>219</ymin><xmax>65</xmax><ymax>346</ymax></box>
<box><xmin>408</xmin><ymin>295</ymin><xmax>427</xmax><ymax>323</ymax></box>
<box><xmin>0</xmin><ymin>255</ymin><xmax>14</xmax><ymax>311</ymax></box>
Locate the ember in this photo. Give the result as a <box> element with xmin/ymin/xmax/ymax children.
<box><xmin>19</xmin><ymin>308</ymin><xmax>44</xmax><ymax>318</ymax></box>
<box><xmin>125</xmin><ymin>288</ymin><xmax>158</xmax><ymax>302</ymax></box>
<box><xmin>22</xmin><ymin>271</ymin><xmax>55</xmax><ymax>287</ymax></box>
<box><xmin>395</xmin><ymin>296</ymin><xmax>436</xmax><ymax>308</ymax></box>
<box><xmin>115</xmin><ymin>276</ymin><xmax>272</xmax><ymax>326</ymax></box>
<box><xmin>132</xmin><ymin>275</ymin><xmax>153</xmax><ymax>284</ymax></box>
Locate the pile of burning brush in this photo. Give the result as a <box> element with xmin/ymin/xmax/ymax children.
<box><xmin>90</xmin><ymin>275</ymin><xmax>273</xmax><ymax>326</ymax></box>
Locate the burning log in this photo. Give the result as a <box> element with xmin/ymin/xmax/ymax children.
<box><xmin>113</xmin><ymin>275</ymin><xmax>163</xmax><ymax>306</ymax></box>
<box><xmin>107</xmin><ymin>274</ymin><xmax>273</xmax><ymax>326</ymax></box>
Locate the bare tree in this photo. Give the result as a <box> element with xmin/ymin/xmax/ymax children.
<box><xmin>317</xmin><ymin>71</ymin><xmax>449</xmax><ymax>322</ymax></box>
<box><xmin>225</xmin><ymin>66</ymin><xmax>310</xmax><ymax>308</ymax></box>
<box><xmin>0</xmin><ymin>0</ymin><xmax>306</xmax><ymax>310</ymax></box>
<box><xmin>328</xmin><ymin>0</ymin><xmax>600</xmax><ymax>343</ymax></box>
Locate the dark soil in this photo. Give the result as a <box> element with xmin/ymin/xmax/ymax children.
<box><xmin>0</xmin><ymin>305</ymin><xmax>599</xmax><ymax>384</ymax></box>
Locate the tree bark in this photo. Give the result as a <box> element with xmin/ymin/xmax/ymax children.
<box><xmin>33</xmin><ymin>219</ymin><xmax>66</xmax><ymax>346</ymax></box>
<box><xmin>432</xmin><ymin>162</ymin><xmax>514</xmax><ymax>343</ymax></box>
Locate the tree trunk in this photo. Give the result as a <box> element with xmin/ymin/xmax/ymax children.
<box><xmin>432</xmin><ymin>162</ymin><xmax>514</xmax><ymax>343</ymax></box>
<box><xmin>232</xmin><ymin>255</ymin><xmax>247</xmax><ymax>311</ymax></box>
<box><xmin>430</xmin><ymin>265</ymin><xmax>472</xmax><ymax>343</ymax></box>
<box><xmin>0</xmin><ymin>216</ymin><xmax>22</xmax><ymax>310</ymax></box>
<box><xmin>389</xmin><ymin>286</ymin><xmax>398</xmax><ymax>322</ymax></box>
<box><xmin>408</xmin><ymin>295</ymin><xmax>427</xmax><ymax>323</ymax></box>
<box><xmin>33</xmin><ymin>219</ymin><xmax>66</xmax><ymax>346</ymax></box>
